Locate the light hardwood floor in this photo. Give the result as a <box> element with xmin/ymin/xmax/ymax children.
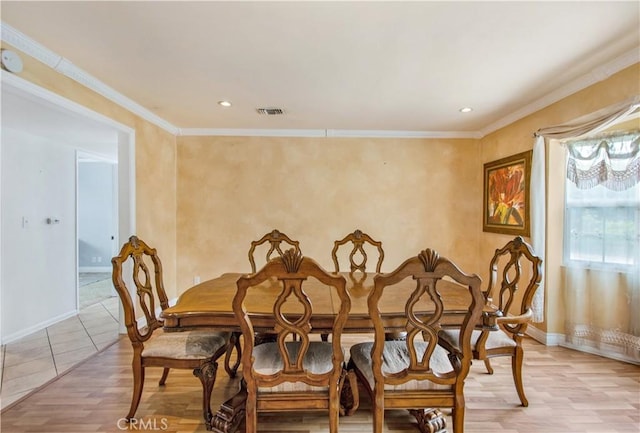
<box><xmin>1</xmin><ymin>336</ymin><xmax>638</xmax><ymax>433</ymax></box>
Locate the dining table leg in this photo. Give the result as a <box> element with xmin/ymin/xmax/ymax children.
<box><xmin>210</xmin><ymin>379</ymin><xmax>247</xmax><ymax>433</ymax></box>
<box><xmin>409</xmin><ymin>408</ymin><xmax>447</xmax><ymax>433</ymax></box>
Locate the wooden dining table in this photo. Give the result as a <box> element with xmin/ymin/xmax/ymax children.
<box><xmin>161</xmin><ymin>271</ymin><xmax>498</xmax><ymax>433</ymax></box>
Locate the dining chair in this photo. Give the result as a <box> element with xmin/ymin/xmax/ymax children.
<box><xmin>247</xmin><ymin>229</ymin><xmax>302</xmax><ymax>344</ymax></box>
<box><xmin>331</xmin><ymin>229</ymin><xmax>384</xmax><ymax>273</ymax></box>
<box><xmin>112</xmin><ymin>235</ymin><xmax>235</xmax><ymax>429</ymax></box>
<box><xmin>439</xmin><ymin>236</ymin><xmax>542</xmax><ymax>407</ymax></box>
<box><xmin>349</xmin><ymin>248</ymin><xmax>484</xmax><ymax>433</ymax></box>
<box><xmin>234</xmin><ymin>248</ymin><xmax>358</xmax><ymax>433</ymax></box>
<box><xmin>248</xmin><ymin>229</ymin><xmax>301</xmax><ymax>273</ymax></box>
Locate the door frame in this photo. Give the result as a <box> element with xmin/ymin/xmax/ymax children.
<box><xmin>1</xmin><ymin>72</ymin><xmax>135</xmax><ymax>336</ymax></box>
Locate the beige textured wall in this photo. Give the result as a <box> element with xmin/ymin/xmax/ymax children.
<box><xmin>176</xmin><ymin>136</ymin><xmax>481</xmax><ymax>291</ymax></box>
<box><xmin>479</xmin><ymin>63</ymin><xmax>640</xmax><ymax>334</ymax></box>
<box><xmin>2</xmin><ymin>42</ymin><xmax>179</xmax><ymax>297</ymax></box>
<box><xmin>7</xmin><ymin>35</ymin><xmax>637</xmax><ymax>337</ymax></box>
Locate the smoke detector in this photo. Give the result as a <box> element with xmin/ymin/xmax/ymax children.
<box><xmin>256</xmin><ymin>107</ymin><xmax>285</xmax><ymax>115</ymax></box>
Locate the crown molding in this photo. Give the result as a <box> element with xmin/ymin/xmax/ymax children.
<box><xmin>325</xmin><ymin>129</ymin><xmax>481</xmax><ymax>139</ymax></box>
<box><xmin>180</xmin><ymin>128</ymin><xmax>481</xmax><ymax>139</ymax></box>
<box><xmin>1</xmin><ymin>22</ymin><xmax>179</xmax><ymax>135</ymax></box>
<box><xmin>180</xmin><ymin>128</ymin><xmax>328</xmax><ymax>137</ymax></box>
<box><xmin>479</xmin><ymin>47</ymin><xmax>640</xmax><ymax>138</ymax></box>
<box><xmin>1</xmin><ymin>70</ymin><xmax>135</xmax><ymax>135</ymax></box>
<box><xmin>2</xmin><ymin>21</ymin><xmax>637</xmax><ymax>140</ymax></box>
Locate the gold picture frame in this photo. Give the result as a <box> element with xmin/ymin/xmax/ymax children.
<box><xmin>483</xmin><ymin>150</ymin><xmax>532</xmax><ymax>236</ymax></box>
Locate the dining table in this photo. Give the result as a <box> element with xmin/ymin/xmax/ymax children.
<box><xmin>161</xmin><ymin>271</ymin><xmax>499</xmax><ymax>433</ymax></box>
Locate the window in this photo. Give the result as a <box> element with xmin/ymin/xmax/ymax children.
<box><xmin>563</xmin><ymin>131</ymin><xmax>640</xmax><ymax>270</ymax></box>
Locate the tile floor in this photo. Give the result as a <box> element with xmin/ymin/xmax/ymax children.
<box><xmin>0</xmin><ymin>278</ymin><xmax>120</xmax><ymax>410</ymax></box>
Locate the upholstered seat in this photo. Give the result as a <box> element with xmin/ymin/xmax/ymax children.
<box><xmin>141</xmin><ymin>329</ymin><xmax>231</xmax><ymax>359</ymax></box>
<box><xmin>112</xmin><ymin>236</ymin><xmax>234</xmax><ymax>430</ymax></box>
<box><xmin>350</xmin><ymin>341</ymin><xmax>453</xmax><ymax>392</ymax></box>
<box><xmin>253</xmin><ymin>341</ymin><xmax>334</xmax><ymax>393</ymax></box>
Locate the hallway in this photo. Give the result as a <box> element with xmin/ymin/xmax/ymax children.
<box><xmin>0</xmin><ymin>275</ymin><xmax>119</xmax><ymax>409</ymax></box>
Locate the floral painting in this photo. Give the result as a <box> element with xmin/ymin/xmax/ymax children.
<box><xmin>483</xmin><ymin>150</ymin><xmax>532</xmax><ymax>236</ymax></box>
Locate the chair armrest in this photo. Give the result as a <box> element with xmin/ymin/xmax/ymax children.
<box><xmin>495</xmin><ymin>308</ymin><xmax>533</xmax><ymax>336</ymax></box>
<box><xmin>496</xmin><ymin>308</ymin><xmax>532</xmax><ymax>325</ymax></box>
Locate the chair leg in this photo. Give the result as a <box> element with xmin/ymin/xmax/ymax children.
<box><xmin>512</xmin><ymin>347</ymin><xmax>528</xmax><ymax>407</ymax></box>
<box><xmin>158</xmin><ymin>368</ymin><xmax>170</xmax><ymax>385</ymax></box>
<box><xmin>245</xmin><ymin>388</ymin><xmax>258</xmax><ymax>433</ymax></box>
<box><xmin>225</xmin><ymin>332</ymin><xmax>241</xmax><ymax>378</ymax></box>
<box><xmin>127</xmin><ymin>358</ymin><xmax>145</xmax><ymax>420</ymax></box>
<box><xmin>373</xmin><ymin>389</ymin><xmax>384</xmax><ymax>433</ymax></box>
<box><xmin>193</xmin><ymin>360</ymin><xmax>218</xmax><ymax>430</ymax></box>
<box><xmin>451</xmin><ymin>398</ymin><xmax>465</xmax><ymax>433</ymax></box>
<box><xmin>483</xmin><ymin>357</ymin><xmax>494</xmax><ymax>374</ymax></box>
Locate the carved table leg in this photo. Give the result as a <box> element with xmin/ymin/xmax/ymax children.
<box><xmin>408</xmin><ymin>408</ymin><xmax>447</xmax><ymax>433</ymax></box>
<box><xmin>339</xmin><ymin>370</ymin><xmax>359</xmax><ymax>416</ymax></box>
<box><xmin>210</xmin><ymin>379</ymin><xmax>247</xmax><ymax>433</ymax></box>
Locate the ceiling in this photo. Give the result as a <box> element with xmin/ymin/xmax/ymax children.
<box><xmin>1</xmin><ymin>1</ymin><xmax>639</xmax><ymax>137</ymax></box>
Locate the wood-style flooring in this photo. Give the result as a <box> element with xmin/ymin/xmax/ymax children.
<box><xmin>1</xmin><ymin>335</ymin><xmax>638</xmax><ymax>433</ymax></box>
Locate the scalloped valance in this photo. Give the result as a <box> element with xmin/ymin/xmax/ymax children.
<box><xmin>566</xmin><ymin>132</ymin><xmax>640</xmax><ymax>191</ymax></box>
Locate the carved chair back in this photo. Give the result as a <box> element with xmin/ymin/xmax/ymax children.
<box><xmin>369</xmin><ymin>249</ymin><xmax>484</xmax><ymax>387</ymax></box>
<box><xmin>234</xmin><ymin>249</ymin><xmax>350</xmax><ymax>433</ymax></box>
<box><xmin>486</xmin><ymin>236</ymin><xmax>542</xmax><ymax>334</ymax></box>
<box><xmin>248</xmin><ymin>229</ymin><xmax>301</xmax><ymax>273</ymax></box>
<box><xmin>363</xmin><ymin>249</ymin><xmax>484</xmax><ymax>433</ymax></box>
<box><xmin>112</xmin><ymin>235</ymin><xmax>169</xmax><ymax>344</ymax></box>
<box><xmin>331</xmin><ymin>229</ymin><xmax>384</xmax><ymax>273</ymax></box>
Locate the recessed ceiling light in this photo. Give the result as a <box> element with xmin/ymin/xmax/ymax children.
<box><xmin>459</xmin><ymin>107</ymin><xmax>473</xmax><ymax>113</ymax></box>
<box><xmin>218</xmin><ymin>100</ymin><xmax>232</xmax><ymax>107</ymax></box>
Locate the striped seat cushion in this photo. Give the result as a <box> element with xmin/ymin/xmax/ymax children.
<box><xmin>252</xmin><ymin>341</ymin><xmax>339</xmax><ymax>393</ymax></box>
<box><xmin>141</xmin><ymin>329</ymin><xmax>230</xmax><ymax>360</ymax></box>
<box><xmin>350</xmin><ymin>340</ymin><xmax>453</xmax><ymax>391</ymax></box>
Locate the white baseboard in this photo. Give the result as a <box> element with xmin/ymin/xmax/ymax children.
<box><xmin>1</xmin><ymin>310</ymin><xmax>79</xmax><ymax>345</ymax></box>
<box><xmin>526</xmin><ymin>326</ymin><xmax>639</xmax><ymax>365</ymax></box>
<box><xmin>526</xmin><ymin>325</ymin><xmax>564</xmax><ymax>345</ymax></box>
<box><xmin>559</xmin><ymin>340</ymin><xmax>640</xmax><ymax>365</ymax></box>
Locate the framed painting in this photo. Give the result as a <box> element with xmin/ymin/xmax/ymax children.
<box><xmin>483</xmin><ymin>150</ymin><xmax>532</xmax><ymax>236</ymax></box>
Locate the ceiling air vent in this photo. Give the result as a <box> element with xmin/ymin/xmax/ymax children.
<box><xmin>256</xmin><ymin>107</ymin><xmax>285</xmax><ymax>115</ymax></box>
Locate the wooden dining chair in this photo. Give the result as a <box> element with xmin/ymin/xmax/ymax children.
<box><xmin>439</xmin><ymin>236</ymin><xmax>542</xmax><ymax>407</ymax></box>
<box><xmin>112</xmin><ymin>236</ymin><xmax>235</xmax><ymax>430</ymax></box>
<box><xmin>234</xmin><ymin>249</ymin><xmax>358</xmax><ymax>433</ymax></box>
<box><xmin>348</xmin><ymin>249</ymin><xmax>484</xmax><ymax>433</ymax></box>
<box><xmin>248</xmin><ymin>229</ymin><xmax>301</xmax><ymax>273</ymax></box>
<box><xmin>247</xmin><ymin>229</ymin><xmax>302</xmax><ymax>344</ymax></box>
<box><xmin>331</xmin><ymin>229</ymin><xmax>384</xmax><ymax>273</ymax></box>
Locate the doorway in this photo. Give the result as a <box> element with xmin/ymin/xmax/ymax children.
<box><xmin>77</xmin><ymin>153</ymin><xmax>118</xmax><ymax>309</ymax></box>
<box><xmin>0</xmin><ymin>74</ymin><xmax>135</xmax><ymax>344</ymax></box>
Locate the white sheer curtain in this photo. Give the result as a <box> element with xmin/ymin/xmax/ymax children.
<box><xmin>530</xmin><ymin>95</ymin><xmax>640</xmax><ymax>350</ymax></box>
<box><xmin>563</xmin><ymin>132</ymin><xmax>639</xmax><ymax>362</ymax></box>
